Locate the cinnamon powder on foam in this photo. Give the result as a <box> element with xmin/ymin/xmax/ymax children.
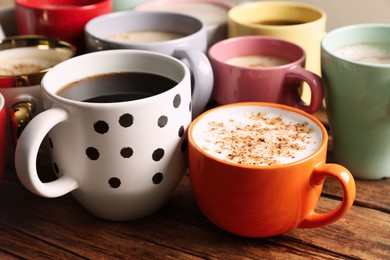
<box><xmin>201</xmin><ymin>112</ymin><xmax>316</xmax><ymax>166</ymax></box>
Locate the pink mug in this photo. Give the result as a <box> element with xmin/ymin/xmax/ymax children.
<box><xmin>208</xmin><ymin>36</ymin><xmax>324</xmax><ymax>114</ymax></box>
<box><xmin>15</xmin><ymin>0</ymin><xmax>112</xmax><ymax>54</ymax></box>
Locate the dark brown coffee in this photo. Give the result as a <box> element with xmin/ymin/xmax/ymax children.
<box><xmin>57</xmin><ymin>72</ymin><xmax>177</xmax><ymax>103</ymax></box>
<box><xmin>254</xmin><ymin>20</ymin><xmax>305</xmax><ymax>26</ymax></box>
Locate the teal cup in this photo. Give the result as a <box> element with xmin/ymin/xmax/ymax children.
<box><xmin>321</xmin><ymin>24</ymin><xmax>390</xmax><ymax>180</ymax></box>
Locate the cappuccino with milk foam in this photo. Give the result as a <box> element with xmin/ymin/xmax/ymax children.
<box><xmin>107</xmin><ymin>30</ymin><xmax>186</xmax><ymax>43</ymax></box>
<box><xmin>192</xmin><ymin>106</ymin><xmax>322</xmax><ymax>166</ymax></box>
<box><xmin>0</xmin><ymin>47</ymin><xmax>73</xmax><ymax>76</ymax></box>
<box><xmin>335</xmin><ymin>43</ymin><xmax>390</xmax><ymax>64</ymax></box>
<box><xmin>226</xmin><ymin>55</ymin><xmax>290</xmax><ymax>68</ymax></box>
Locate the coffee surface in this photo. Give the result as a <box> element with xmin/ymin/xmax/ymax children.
<box><xmin>107</xmin><ymin>30</ymin><xmax>186</xmax><ymax>43</ymax></box>
<box><xmin>194</xmin><ymin>109</ymin><xmax>322</xmax><ymax>166</ymax></box>
<box><xmin>226</xmin><ymin>54</ymin><xmax>290</xmax><ymax>68</ymax></box>
<box><xmin>335</xmin><ymin>43</ymin><xmax>390</xmax><ymax>64</ymax></box>
<box><xmin>57</xmin><ymin>72</ymin><xmax>177</xmax><ymax>103</ymax></box>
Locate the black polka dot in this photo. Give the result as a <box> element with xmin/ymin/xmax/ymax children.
<box><xmin>49</xmin><ymin>138</ymin><xmax>53</xmax><ymax>149</ymax></box>
<box><xmin>173</xmin><ymin>94</ymin><xmax>181</xmax><ymax>108</ymax></box>
<box><xmin>94</xmin><ymin>120</ymin><xmax>109</xmax><ymax>134</ymax></box>
<box><xmin>86</xmin><ymin>147</ymin><xmax>100</xmax><ymax>160</ymax></box>
<box><xmin>152</xmin><ymin>172</ymin><xmax>163</xmax><ymax>184</ymax></box>
<box><xmin>152</xmin><ymin>148</ymin><xmax>164</xmax><ymax>161</ymax></box>
<box><xmin>108</xmin><ymin>177</ymin><xmax>121</xmax><ymax>188</ymax></box>
<box><xmin>119</xmin><ymin>113</ymin><xmax>134</xmax><ymax>127</ymax></box>
<box><xmin>178</xmin><ymin>126</ymin><xmax>185</xmax><ymax>137</ymax></box>
<box><xmin>181</xmin><ymin>140</ymin><xmax>188</xmax><ymax>153</ymax></box>
<box><xmin>158</xmin><ymin>115</ymin><xmax>168</xmax><ymax>128</ymax></box>
<box><xmin>120</xmin><ymin>147</ymin><xmax>133</xmax><ymax>158</ymax></box>
<box><xmin>53</xmin><ymin>163</ymin><xmax>59</xmax><ymax>174</ymax></box>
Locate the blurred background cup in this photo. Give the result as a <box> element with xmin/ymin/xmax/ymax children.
<box><xmin>321</xmin><ymin>23</ymin><xmax>390</xmax><ymax>180</ymax></box>
<box><xmin>15</xmin><ymin>0</ymin><xmax>112</xmax><ymax>54</ymax></box>
<box><xmin>113</xmin><ymin>0</ymin><xmax>151</xmax><ymax>11</ymax></box>
<box><xmin>0</xmin><ymin>35</ymin><xmax>75</xmax><ymax>160</ymax></box>
<box><xmin>188</xmin><ymin>102</ymin><xmax>356</xmax><ymax>238</ymax></box>
<box><xmin>228</xmin><ymin>1</ymin><xmax>326</xmax><ymax>105</ymax></box>
<box><xmin>0</xmin><ymin>23</ymin><xmax>4</xmax><ymax>40</ymax></box>
<box><xmin>85</xmin><ymin>11</ymin><xmax>213</xmax><ymax>117</ymax></box>
<box><xmin>15</xmin><ymin>49</ymin><xmax>192</xmax><ymax>221</ymax></box>
<box><xmin>0</xmin><ymin>0</ymin><xmax>17</xmax><ymax>37</ymax></box>
<box><xmin>0</xmin><ymin>93</ymin><xmax>7</xmax><ymax>184</ymax></box>
<box><xmin>208</xmin><ymin>35</ymin><xmax>323</xmax><ymax>114</ymax></box>
<box><xmin>135</xmin><ymin>0</ymin><xmax>235</xmax><ymax>48</ymax></box>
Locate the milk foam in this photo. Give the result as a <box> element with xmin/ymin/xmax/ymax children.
<box><xmin>335</xmin><ymin>43</ymin><xmax>390</xmax><ymax>64</ymax></box>
<box><xmin>193</xmin><ymin>107</ymin><xmax>322</xmax><ymax>166</ymax></box>
<box><xmin>143</xmin><ymin>2</ymin><xmax>227</xmax><ymax>25</ymax></box>
<box><xmin>226</xmin><ymin>54</ymin><xmax>290</xmax><ymax>68</ymax></box>
<box><xmin>107</xmin><ymin>30</ymin><xmax>186</xmax><ymax>43</ymax></box>
<box><xmin>0</xmin><ymin>47</ymin><xmax>73</xmax><ymax>76</ymax></box>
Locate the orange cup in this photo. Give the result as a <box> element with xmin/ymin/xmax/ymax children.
<box><xmin>188</xmin><ymin>102</ymin><xmax>356</xmax><ymax>238</ymax></box>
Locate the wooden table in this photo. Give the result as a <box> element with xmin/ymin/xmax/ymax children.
<box><xmin>0</xmin><ymin>14</ymin><xmax>388</xmax><ymax>254</ymax></box>
<box><xmin>0</xmin><ymin>154</ymin><xmax>389</xmax><ymax>259</ymax></box>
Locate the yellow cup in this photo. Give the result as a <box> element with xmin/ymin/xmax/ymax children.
<box><xmin>228</xmin><ymin>1</ymin><xmax>326</xmax><ymax>104</ymax></box>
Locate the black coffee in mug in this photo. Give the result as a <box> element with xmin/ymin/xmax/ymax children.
<box><xmin>57</xmin><ymin>72</ymin><xmax>177</xmax><ymax>103</ymax></box>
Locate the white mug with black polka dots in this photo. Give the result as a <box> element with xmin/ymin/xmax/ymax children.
<box><xmin>15</xmin><ymin>49</ymin><xmax>192</xmax><ymax>221</ymax></box>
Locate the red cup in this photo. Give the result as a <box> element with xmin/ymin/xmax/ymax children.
<box><xmin>0</xmin><ymin>35</ymin><xmax>75</xmax><ymax>160</ymax></box>
<box><xmin>0</xmin><ymin>94</ymin><xmax>6</xmax><ymax>182</ymax></box>
<box><xmin>15</xmin><ymin>0</ymin><xmax>112</xmax><ymax>54</ymax></box>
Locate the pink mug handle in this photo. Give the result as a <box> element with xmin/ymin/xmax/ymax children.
<box><xmin>284</xmin><ymin>65</ymin><xmax>324</xmax><ymax>114</ymax></box>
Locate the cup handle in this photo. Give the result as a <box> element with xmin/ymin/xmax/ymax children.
<box><xmin>15</xmin><ymin>107</ymin><xmax>79</xmax><ymax>198</ymax></box>
<box><xmin>298</xmin><ymin>163</ymin><xmax>356</xmax><ymax>229</ymax></box>
<box><xmin>0</xmin><ymin>24</ymin><xmax>5</xmax><ymax>40</ymax></box>
<box><xmin>174</xmin><ymin>48</ymin><xmax>213</xmax><ymax>118</ymax></box>
<box><xmin>284</xmin><ymin>66</ymin><xmax>324</xmax><ymax>114</ymax></box>
<box><xmin>9</xmin><ymin>101</ymin><xmax>34</xmax><ymax>145</ymax></box>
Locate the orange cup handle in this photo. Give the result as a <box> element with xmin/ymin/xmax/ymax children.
<box><xmin>298</xmin><ymin>163</ymin><xmax>356</xmax><ymax>229</ymax></box>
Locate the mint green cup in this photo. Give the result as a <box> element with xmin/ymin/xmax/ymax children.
<box><xmin>113</xmin><ymin>0</ymin><xmax>150</xmax><ymax>11</ymax></box>
<box><xmin>321</xmin><ymin>24</ymin><xmax>390</xmax><ymax>180</ymax></box>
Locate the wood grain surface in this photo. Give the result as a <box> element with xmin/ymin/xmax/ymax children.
<box><xmin>0</xmin><ymin>159</ymin><xmax>389</xmax><ymax>260</ymax></box>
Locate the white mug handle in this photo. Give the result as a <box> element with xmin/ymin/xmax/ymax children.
<box><xmin>15</xmin><ymin>107</ymin><xmax>79</xmax><ymax>198</ymax></box>
<box><xmin>174</xmin><ymin>47</ymin><xmax>213</xmax><ymax>117</ymax></box>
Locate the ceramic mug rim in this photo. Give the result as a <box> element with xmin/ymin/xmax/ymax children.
<box><xmin>188</xmin><ymin>102</ymin><xmax>327</xmax><ymax>169</ymax></box>
<box><xmin>41</xmin><ymin>49</ymin><xmax>189</xmax><ymax>108</ymax></box>
<box><xmin>208</xmin><ymin>35</ymin><xmax>306</xmax><ymax>70</ymax></box>
<box><xmin>85</xmin><ymin>10</ymin><xmax>205</xmax><ymax>48</ymax></box>
<box><xmin>321</xmin><ymin>23</ymin><xmax>390</xmax><ymax>68</ymax></box>
<box><xmin>228</xmin><ymin>0</ymin><xmax>326</xmax><ymax>30</ymax></box>
<box><xmin>15</xmin><ymin>0</ymin><xmax>111</xmax><ymax>10</ymax></box>
<box><xmin>0</xmin><ymin>93</ymin><xmax>4</xmax><ymax>111</ymax></box>
<box><xmin>0</xmin><ymin>35</ymin><xmax>76</xmax><ymax>88</ymax></box>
